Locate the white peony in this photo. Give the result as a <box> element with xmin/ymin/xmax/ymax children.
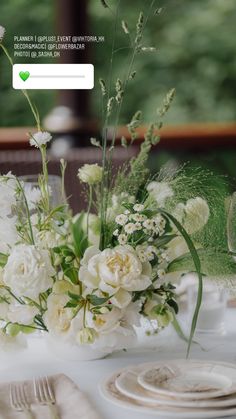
<box><xmin>29</xmin><ymin>131</ymin><xmax>52</xmax><ymax>148</ymax></box>
<box><xmin>78</xmin><ymin>164</ymin><xmax>103</xmax><ymax>185</ymax></box>
<box><xmin>0</xmin><ymin>173</ymin><xmax>17</xmax><ymax>217</ymax></box>
<box><xmin>183</xmin><ymin>197</ymin><xmax>210</xmax><ymax>234</ymax></box>
<box><xmin>79</xmin><ymin>245</ymin><xmax>152</xmax><ymax>307</ymax></box>
<box><xmin>3</xmin><ymin>244</ymin><xmax>55</xmax><ymax>298</ymax></box>
<box><xmin>7</xmin><ymin>304</ymin><xmax>38</xmax><ymax>325</ymax></box>
<box><xmin>0</xmin><ymin>217</ymin><xmax>18</xmax><ymax>254</ymax></box>
<box><xmin>0</xmin><ymin>25</ymin><xmax>5</xmax><ymax>42</ymax></box>
<box><xmin>147</xmin><ymin>181</ymin><xmax>174</xmax><ymax>206</ymax></box>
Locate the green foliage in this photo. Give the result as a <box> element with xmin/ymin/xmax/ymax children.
<box><xmin>168</xmin><ymin>248</ymin><xmax>236</xmax><ymax>277</ymax></box>
<box><xmin>72</xmin><ymin>214</ymin><xmax>89</xmax><ymax>258</ymax></box>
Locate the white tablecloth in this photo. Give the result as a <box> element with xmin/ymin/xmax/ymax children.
<box><xmin>0</xmin><ymin>308</ymin><xmax>236</xmax><ymax>419</ymax></box>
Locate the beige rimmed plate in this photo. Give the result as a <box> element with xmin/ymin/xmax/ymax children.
<box><xmin>115</xmin><ymin>368</ymin><xmax>236</xmax><ymax>408</ymax></box>
<box><xmin>99</xmin><ymin>367</ymin><xmax>236</xmax><ymax>418</ymax></box>
<box><xmin>138</xmin><ymin>360</ymin><xmax>236</xmax><ymax>400</ymax></box>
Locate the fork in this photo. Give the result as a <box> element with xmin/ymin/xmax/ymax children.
<box><xmin>34</xmin><ymin>376</ymin><xmax>59</xmax><ymax>419</ymax></box>
<box><xmin>10</xmin><ymin>383</ymin><xmax>34</xmax><ymax>418</ymax></box>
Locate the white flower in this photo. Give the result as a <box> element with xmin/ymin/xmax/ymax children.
<box><xmin>0</xmin><ymin>173</ymin><xmax>17</xmax><ymax>217</ymax></box>
<box><xmin>0</xmin><ymin>217</ymin><xmax>18</xmax><ymax>254</ymax></box>
<box><xmin>44</xmin><ymin>293</ymin><xmax>74</xmax><ymax>337</ymax></box>
<box><xmin>77</xmin><ymin>327</ymin><xmax>96</xmax><ymax>345</ymax></box>
<box><xmin>143</xmin><ymin>219</ymin><xmax>155</xmax><ymax>230</ymax></box>
<box><xmin>118</xmin><ymin>234</ymin><xmax>128</xmax><ymax>245</ymax></box>
<box><xmin>183</xmin><ymin>197</ymin><xmax>210</xmax><ymax>234</ymax></box>
<box><xmin>113</xmin><ymin>229</ymin><xmax>119</xmax><ymax>237</ymax></box>
<box><xmin>24</xmin><ymin>185</ymin><xmax>42</xmax><ymax>210</ymax></box>
<box><xmin>135</xmin><ymin>222</ymin><xmax>142</xmax><ymax>230</ymax></box>
<box><xmin>79</xmin><ymin>245</ymin><xmax>152</xmax><ymax>303</ymax></box>
<box><xmin>0</xmin><ymin>26</ymin><xmax>5</xmax><ymax>42</ymax></box>
<box><xmin>115</xmin><ymin>214</ymin><xmax>128</xmax><ymax>226</ymax></box>
<box><xmin>133</xmin><ymin>204</ymin><xmax>144</xmax><ymax>212</ymax></box>
<box><xmin>131</xmin><ymin>213</ymin><xmax>146</xmax><ymax>222</ymax></box>
<box><xmin>29</xmin><ymin>131</ymin><xmax>52</xmax><ymax>148</ymax></box>
<box><xmin>124</xmin><ymin>223</ymin><xmax>136</xmax><ymax>234</ymax></box>
<box><xmin>124</xmin><ymin>209</ymin><xmax>130</xmax><ymax>215</ymax></box>
<box><xmin>3</xmin><ymin>245</ymin><xmax>55</xmax><ymax>299</ymax></box>
<box><xmin>35</xmin><ymin>229</ymin><xmax>62</xmax><ymax>250</ymax></box>
<box><xmin>147</xmin><ymin>181</ymin><xmax>174</xmax><ymax>206</ymax></box>
<box><xmin>78</xmin><ymin>164</ymin><xmax>103</xmax><ymax>185</ymax></box>
<box><xmin>86</xmin><ymin>306</ymin><xmax>122</xmax><ymax>333</ymax></box>
<box><xmin>7</xmin><ymin>304</ymin><xmax>38</xmax><ymax>325</ymax></box>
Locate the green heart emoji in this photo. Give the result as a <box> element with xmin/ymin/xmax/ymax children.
<box><xmin>19</xmin><ymin>71</ymin><xmax>30</xmax><ymax>82</ymax></box>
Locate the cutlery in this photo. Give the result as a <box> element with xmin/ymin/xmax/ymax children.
<box><xmin>10</xmin><ymin>382</ymin><xmax>34</xmax><ymax>418</ymax></box>
<box><xmin>34</xmin><ymin>376</ymin><xmax>59</xmax><ymax>418</ymax></box>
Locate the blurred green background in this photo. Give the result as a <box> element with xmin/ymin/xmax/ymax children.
<box><xmin>0</xmin><ymin>0</ymin><xmax>236</xmax><ymax>127</ymax></box>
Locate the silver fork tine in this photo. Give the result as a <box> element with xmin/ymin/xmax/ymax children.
<box><xmin>45</xmin><ymin>376</ymin><xmax>55</xmax><ymax>402</ymax></box>
<box><xmin>10</xmin><ymin>383</ymin><xmax>33</xmax><ymax>418</ymax></box>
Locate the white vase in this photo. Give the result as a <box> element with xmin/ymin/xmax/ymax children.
<box><xmin>45</xmin><ymin>328</ymin><xmax>138</xmax><ymax>361</ymax></box>
<box><xmin>46</xmin><ymin>336</ymin><xmax>112</xmax><ymax>361</ymax></box>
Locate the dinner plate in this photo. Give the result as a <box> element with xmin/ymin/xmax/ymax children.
<box><xmin>138</xmin><ymin>359</ymin><xmax>236</xmax><ymax>400</ymax></box>
<box><xmin>115</xmin><ymin>368</ymin><xmax>236</xmax><ymax>408</ymax></box>
<box><xmin>99</xmin><ymin>369</ymin><xmax>236</xmax><ymax>418</ymax></box>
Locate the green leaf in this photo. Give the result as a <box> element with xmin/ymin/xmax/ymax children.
<box><xmin>68</xmin><ymin>292</ymin><xmax>83</xmax><ymax>301</ymax></box>
<box><xmin>72</xmin><ymin>214</ymin><xmax>89</xmax><ymax>258</ymax></box>
<box><xmin>61</xmin><ymin>262</ymin><xmax>78</xmax><ymax>284</ymax></box>
<box><xmin>87</xmin><ymin>294</ymin><xmax>111</xmax><ymax>306</ymax></box>
<box><xmin>154</xmin><ymin>234</ymin><xmax>177</xmax><ymax>247</ymax></box>
<box><xmin>64</xmin><ymin>301</ymin><xmax>80</xmax><ymax>308</ymax></box>
<box><xmin>167</xmin><ymin>299</ymin><xmax>179</xmax><ymax>314</ymax></box>
<box><xmin>0</xmin><ymin>252</ymin><xmax>8</xmax><ymax>267</ymax></box>
<box><xmin>159</xmin><ymin>209</ymin><xmax>202</xmax><ymax>358</ymax></box>
<box><xmin>168</xmin><ymin>248</ymin><xmax>236</xmax><ymax>276</ymax></box>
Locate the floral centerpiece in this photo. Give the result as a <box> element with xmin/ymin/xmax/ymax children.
<box><xmin>0</xmin><ymin>3</ymin><xmax>235</xmax><ymax>360</ymax></box>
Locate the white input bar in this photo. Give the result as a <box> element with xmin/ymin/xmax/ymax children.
<box><xmin>13</xmin><ymin>64</ymin><xmax>94</xmax><ymax>90</ymax></box>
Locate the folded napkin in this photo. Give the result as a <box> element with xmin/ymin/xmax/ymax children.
<box><xmin>0</xmin><ymin>373</ymin><xmax>102</xmax><ymax>419</ymax></box>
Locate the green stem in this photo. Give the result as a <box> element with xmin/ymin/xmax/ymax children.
<box><xmin>16</xmin><ymin>179</ymin><xmax>35</xmax><ymax>245</ymax></box>
<box><xmin>87</xmin><ymin>185</ymin><xmax>93</xmax><ymax>239</ymax></box>
<box><xmin>160</xmin><ymin>209</ymin><xmax>203</xmax><ymax>358</ymax></box>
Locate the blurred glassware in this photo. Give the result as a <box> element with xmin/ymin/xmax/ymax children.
<box><xmin>19</xmin><ymin>174</ymin><xmax>64</xmax><ymax>209</ymax></box>
<box><xmin>188</xmin><ymin>280</ymin><xmax>227</xmax><ymax>335</ymax></box>
<box><xmin>227</xmin><ymin>192</ymin><xmax>236</xmax><ymax>255</ymax></box>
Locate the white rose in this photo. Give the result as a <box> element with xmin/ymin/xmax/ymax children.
<box><xmin>3</xmin><ymin>245</ymin><xmax>55</xmax><ymax>298</ymax></box>
<box><xmin>7</xmin><ymin>304</ymin><xmax>38</xmax><ymax>325</ymax></box>
<box><xmin>147</xmin><ymin>181</ymin><xmax>174</xmax><ymax>206</ymax></box>
<box><xmin>44</xmin><ymin>293</ymin><xmax>74</xmax><ymax>337</ymax></box>
<box><xmin>79</xmin><ymin>245</ymin><xmax>152</xmax><ymax>305</ymax></box>
<box><xmin>86</xmin><ymin>306</ymin><xmax>122</xmax><ymax>333</ymax></box>
<box><xmin>0</xmin><ymin>217</ymin><xmax>18</xmax><ymax>254</ymax></box>
<box><xmin>0</xmin><ymin>25</ymin><xmax>5</xmax><ymax>42</ymax></box>
<box><xmin>78</xmin><ymin>164</ymin><xmax>103</xmax><ymax>185</ymax></box>
<box><xmin>29</xmin><ymin>131</ymin><xmax>52</xmax><ymax>148</ymax></box>
<box><xmin>0</xmin><ymin>173</ymin><xmax>17</xmax><ymax>217</ymax></box>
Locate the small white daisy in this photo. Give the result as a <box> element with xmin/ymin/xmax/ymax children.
<box><xmin>115</xmin><ymin>214</ymin><xmax>128</xmax><ymax>226</ymax></box>
<box><xmin>135</xmin><ymin>222</ymin><xmax>142</xmax><ymax>230</ymax></box>
<box><xmin>143</xmin><ymin>219</ymin><xmax>155</xmax><ymax>230</ymax></box>
<box><xmin>124</xmin><ymin>209</ymin><xmax>130</xmax><ymax>215</ymax></box>
<box><xmin>133</xmin><ymin>203</ymin><xmax>144</xmax><ymax>212</ymax></box>
<box><xmin>118</xmin><ymin>234</ymin><xmax>128</xmax><ymax>245</ymax></box>
<box><xmin>29</xmin><ymin>131</ymin><xmax>52</xmax><ymax>148</ymax></box>
<box><xmin>124</xmin><ymin>223</ymin><xmax>136</xmax><ymax>234</ymax></box>
<box><xmin>113</xmin><ymin>229</ymin><xmax>119</xmax><ymax>237</ymax></box>
<box><xmin>131</xmin><ymin>213</ymin><xmax>147</xmax><ymax>222</ymax></box>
